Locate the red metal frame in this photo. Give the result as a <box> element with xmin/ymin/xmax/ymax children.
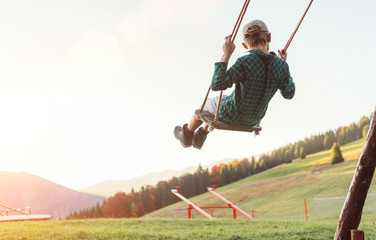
<box><xmin>171</xmin><ymin>189</ymin><xmax>213</xmax><ymax>219</ymax></box>
<box><xmin>171</xmin><ymin>188</ymin><xmax>256</xmax><ymax>220</ymax></box>
<box><xmin>207</xmin><ymin>187</ymin><xmax>254</xmax><ymax>220</ymax></box>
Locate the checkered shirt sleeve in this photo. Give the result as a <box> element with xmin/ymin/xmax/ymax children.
<box><xmin>210</xmin><ymin>50</ymin><xmax>295</xmax><ymax>128</ymax></box>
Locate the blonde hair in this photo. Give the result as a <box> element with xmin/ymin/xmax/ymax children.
<box><xmin>243</xmin><ymin>25</ymin><xmax>269</xmax><ymax>48</ymax></box>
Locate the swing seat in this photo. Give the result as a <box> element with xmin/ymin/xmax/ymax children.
<box><xmin>195</xmin><ymin>110</ymin><xmax>262</xmax><ymax>133</ymax></box>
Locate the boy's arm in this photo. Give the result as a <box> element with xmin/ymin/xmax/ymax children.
<box><xmin>211</xmin><ymin>60</ymin><xmax>244</xmax><ymax>91</ymax></box>
<box><xmin>278</xmin><ymin>49</ymin><xmax>295</xmax><ymax>99</ymax></box>
<box><xmin>211</xmin><ymin>35</ymin><xmax>244</xmax><ymax>91</ymax></box>
<box><xmin>279</xmin><ymin>65</ymin><xmax>295</xmax><ymax>99</ymax></box>
<box><xmin>280</xmin><ymin>76</ymin><xmax>295</xmax><ymax>99</ymax></box>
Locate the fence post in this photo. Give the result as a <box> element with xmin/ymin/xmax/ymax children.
<box><xmin>334</xmin><ymin>107</ymin><xmax>376</xmax><ymax>240</ymax></box>
<box><xmin>304</xmin><ymin>198</ymin><xmax>308</xmax><ymax>222</ymax></box>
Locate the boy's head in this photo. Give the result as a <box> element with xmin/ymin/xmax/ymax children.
<box><xmin>242</xmin><ymin>19</ymin><xmax>271</xmax><ymax>49</ymax></box>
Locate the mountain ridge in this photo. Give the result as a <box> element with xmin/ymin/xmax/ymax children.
<box><xmin>79</xmin><ymin>158</ymin><xmax>238</xmax><ymax>197</ymax></box>
<box><xmin>0</xmin><ymin>172</ymin><xmax>104</xmax><ymax>219</ymax></box>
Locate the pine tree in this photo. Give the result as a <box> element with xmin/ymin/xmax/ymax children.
<box><xmin>300</xmin><ymin>147</ymin><xmax>306</xmax><ymax>159</ymax></box>
<box><xmin>229</xmin><ymin>164</ymin><xmax>236</xmax><ymax>183</ymax></box>
<box><xmin>236</xmin><ymin>164</ymin><xmax>243</xmax><ymax>180</ymax></box>
<box><xmin>358</xmin><ymin>116</ymin><xmax>370</xmax><ymax>136</ymax></box>
<box><xmin>284</xmin><ymin>150</ymin><xmax>293</xmax><ymax>163</ymax></box>
<box><xmin>294</xmin><ymin>147</ymin><xmax>300</xmax><ymax>159</ymax></box>
<box><xmin>219</xmin><ymin>165</ymin><xmax>229</xmax><ymax>186</ymax></box>
<box><xmin>250</xmin><ymin>156</ymin><xmax>256</xmax><ymax>175</ymax></box>
<box><xmin>323</xmin><ymin>130</ymin><xmax>336</xmax><ymax>150</ymax></box>
<box><xmin>362</xmin><ymin>125</ymin><xmax>369</xmax><ymax>144</ymax></box>
<box><xmin>331</xmin><ymin>142</ymin><xmax>344</xmax><ymax>164</ymax></box>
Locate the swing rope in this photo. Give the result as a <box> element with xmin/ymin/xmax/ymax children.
<box><xmin>198</xmin><ymin>0</ymin><xmax>313</xmax><ymax>130</ymax></box>
<box><xmin>282</xmin><ymin>0</ymin><xmax>314</xmax><ymax>54</ymax></box>
<box><xmin>231</xmin><ymin>0</ymin><xmax>251</xmax><ymax>43</ymax></box>
<box><xmin>199</xmin><ymin>0</ymin><xmax>251</xmax><ymax>123</ymax></box>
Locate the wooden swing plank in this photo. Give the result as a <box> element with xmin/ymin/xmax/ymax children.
<box><xmin>195</xmin><ymin>110</ymin><xmax>262</xmax><ymax>133</ymax></box>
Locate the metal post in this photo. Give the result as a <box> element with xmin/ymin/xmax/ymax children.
<box><xmin>207</xmin><ymin>187</ymin><xmax>254</xmax><ymax>220</ymax></box>
<box><xmin>251</xmin><ymin>210</ymin><xmax>256</xmax><ymax>218</ymax></box>
<box><xmin>334</xmin><ymin>106</ymin><xmax>376</xmax><ymax>240</ymax></box>
<box><xmin>233</xmin><ymin>208</ymin><xmax>237</xmax><ymax>219</ymax></box>
<box><xmin>188</xmin><ymin>206</ymin><xmax>192</xmax><ymax>219</ymax></box>
<box><xmin>171</xmin><ymin>189</ymin><xmax>213</xmax><ymax>219</ymax></box>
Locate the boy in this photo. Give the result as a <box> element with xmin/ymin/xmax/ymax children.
<box><xmin>174</xmin><ymin>19</ymin><xmax>295</xmax><ymax>149</ymax></box>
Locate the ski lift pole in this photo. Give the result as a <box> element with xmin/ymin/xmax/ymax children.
<box><xmin>282</xmin><ymin>0</ymin><xmax>314</xmax><ymax>54</ymax></box>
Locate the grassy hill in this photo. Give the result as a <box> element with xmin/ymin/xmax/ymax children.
<box><xmin>145</xmin><ymin>139</ymin><xmax>376</xmax><ymax>224</ymax></box>
<box><xmin>3</xmin><ymin>139</ymin><xmax>376</xmax><ymax>240</ymax></box>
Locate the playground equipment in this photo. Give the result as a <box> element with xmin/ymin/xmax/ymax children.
<box><xmin>171</xmin><ymin>187</ymin><xmax>255</xmax><ymax>220</ymax></box>
<box><xmin>207</xmin><ymin>187</ymin><xmax>254</xmax><ymax>220</ymax></box>
<box><xmin>196</xmin><ymin>0</ymin><xmax>261</xmax><ymax>134</ymax></box>
<box><xmin>0</xmin><ymin>203</ymin><xmax>52</xmax><ymax>222</ymax></box>
<box><xmin>334</xmin><ymin>106</ymin><xmax>376</xmax><ymax>240</ymax></box>
<box><xmin>171</xmin><ymin>189</ymin><xmax>213</xmax><ymax>219</ymax></box>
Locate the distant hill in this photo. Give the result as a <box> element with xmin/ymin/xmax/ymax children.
<box><xmin>0</xmin><ymin>172</ymin><xmax>104</xmax><ymax>219</ymax></box>
<box><xmin>80</xmin><ymin>158</ymin><xmax>236</xmax><ymax>197</ymax></box>
<box><xmin>144</xmin><ymin>139</ymin><xmax>376</xmax><ymax>222</ymax></box>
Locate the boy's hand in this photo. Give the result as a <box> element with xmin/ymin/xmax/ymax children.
<box><xmin>220</xmin><ymin>35</ymin><xmax>235</xmax><ymax>62</ymax></box>
<box><xmin>278</xmin><ymin>50</ymin><xmax>287</xmax><ymax>61</ymax></box>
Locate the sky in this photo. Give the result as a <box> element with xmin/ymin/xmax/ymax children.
<box><xmin>0</xmin><ymin>0</ymin><xmax>375</xmax><ymax>190</ymax></box>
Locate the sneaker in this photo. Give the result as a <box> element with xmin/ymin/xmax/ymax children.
<box><xmin>174</xmin><ymin>124</ymin><xmax>193</xmax><ymax>148</ymax></box>
<box><xmin>192</xmin><ymin>127</ymin><xmax>208</xmax><ymax>149</ymax></box>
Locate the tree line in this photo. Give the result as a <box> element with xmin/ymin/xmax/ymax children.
<box><xmin>66</xmin><ymin>115</ymin><xmax>371</xmax><ymax>220</ymax></box>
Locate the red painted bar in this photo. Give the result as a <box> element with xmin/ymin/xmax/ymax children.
<box><xmin>207</xmin><ymin>187</ymin><xmax>254</xmax><ymax>220</ymax></box>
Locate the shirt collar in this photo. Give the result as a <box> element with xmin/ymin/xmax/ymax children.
<box><xmin>247</xmin><ymin>49</ymin><xmax>277</xmax><ymax>59</ymax></box>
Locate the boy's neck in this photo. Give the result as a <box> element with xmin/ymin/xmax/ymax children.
<box><xmin>248</xmin><ymin>44</ymin><xmax>270</xmax><ymax>55</ymax></box>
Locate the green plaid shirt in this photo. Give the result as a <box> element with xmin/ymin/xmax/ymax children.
<box><xmin>211</xmin><ymin>50</ymin><xmax>295</xmax><ymax>128</ymax></box>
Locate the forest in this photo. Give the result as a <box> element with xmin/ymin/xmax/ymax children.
<box><xmin>66</xmin><ymin>115</ymin><xmax>370</xmax><ymax>219</ymax></box>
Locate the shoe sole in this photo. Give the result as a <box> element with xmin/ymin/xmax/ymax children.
<box><xmin>174</xmin><ymin>127</ymin><xmax>192</xmax><ymax>148</ymax></box>
<box><xmin>192</xmin><ymin>144</ymin><xmax>202</xmax><ymax>150</ymax></box>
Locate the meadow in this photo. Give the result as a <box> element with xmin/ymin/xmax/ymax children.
<box><xmin>2</xmin><ymin>139</ymin><xmax>376</xmax><ymax>240</ymax></box>
<box><xmin>0</xmin><ymin>218</ymin><xmax>363</xmax><ymax>240</ymax></box>
<box><xmin>146</xmin><ymin>139</ymin><xmax>376</xmax><ymax>222</ymax></box>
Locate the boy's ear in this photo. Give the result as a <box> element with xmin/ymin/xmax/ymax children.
<box><xmin>242</xmin><ymin>42</ymin><xmax>248</xmax><ymax>49</ymax></box>
<box><xmin>267</xmin><ymin>33</ymin><xmax>271</xmax><ymax>42</ymax></box>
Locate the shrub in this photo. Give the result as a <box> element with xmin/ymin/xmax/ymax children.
<box><xmin>331</xmin><ymin>142</ymin><xmax>344</xmax><ymax>164</ymax></box>
<box><xmin>362</xmin><ymin>125</ymin><xmax>370</xmax><ymax>144</ymax></box>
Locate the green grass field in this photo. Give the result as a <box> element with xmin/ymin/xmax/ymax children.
<box><xmin>1</xmin><ymin>218</ymin><xmax>376</xmax><ymax>240</ymax></box>
<box><xmin>0</xmin><ymin>218</ymin><xmax>359</xmax><ymax>240</ymax></box>
<box><xmin>2</xmin><ymin>139</ymin><xmax>376</xmax><ymax>239</ymax></box>
<box><xmin>146</xmin><ymin>139</ymin><xmax>376</xmax><ymax>223</ymax></box>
